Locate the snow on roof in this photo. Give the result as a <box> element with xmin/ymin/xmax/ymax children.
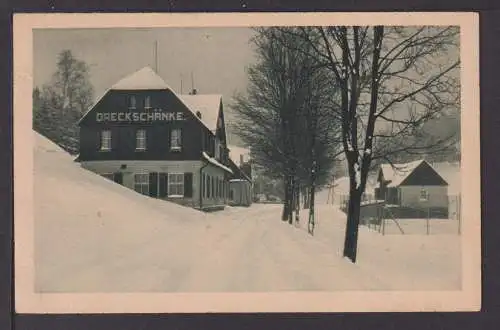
<box><xmin>78</xmin><ymin>67</ymin><xmax>223</xmax><ymax>135</ymax></box>
<box><xmin>229</xmin><ymin>179</ymin><xmax>248</xmax><ymax>183</ymax></box>
<box><xmin>431</xmin><ymin>162</ymin><xmax>461</xmax><ymax>194</ymax></box>
<box><xmin>228</xmin><ymin>145</ymin><xmax>251</xmax><ymax>166</ymax></box>
<box><xmin>178</xmin><ymin>94</ymin><xmax>222</xmax><ymax>132</ymax></box>
<box><xmin>380</xmin><ymin>159</ymin><xmax>427</xmax><ymax>187</ymax></box>
<box><xmin>111</xmin><ymin>66</ymin><xmax>171</xmax><ymax>90</ymax></box>
<box><xmin>202</xmin><ymin>152</ymin><xmax>233</xmax><ymax>174</ymax></box>
<box><xmin>380</xmin><ymin>159</ymin><xmax>449</xmax><ymax>187</ymax></box>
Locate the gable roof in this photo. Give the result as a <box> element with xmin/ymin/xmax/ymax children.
<box><xmin>379</xmin><ymin>159</ymin><xmax>446</xmax><ymax>187</ymax></box>
<box><xmin>77</xmin><ymin>67</ymin><xmax>223</xmax><ymax>134</ymax></box>
<box><xmin>111</xmin><ymin>66</ymin><xmax>171</xmax><ymax>90</ymax></box>
<box><xmin>178</xmin><ymin>94</ymin><xmax>222</xmax><ymax>132</ymax></box>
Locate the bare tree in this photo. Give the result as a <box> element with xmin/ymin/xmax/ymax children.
<box><xmin>272</xmin><ymin>26</ymin><xmax>459</xmax><ymax>262</ymax></box>
<box><xmin>233</xmin><ymin>27</ymin><xmax>342</xmax><ymax>224</ymax></box>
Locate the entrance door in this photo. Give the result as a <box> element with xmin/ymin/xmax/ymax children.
<box><xmin>149</xmin><ymin>172</ymin><xmax>159</xmax><ymax>198</ymax></box>
<box><xmin>159</xmin><ymin>173</ymin><xmax>168</xmax><ymax>198</ymax></box>
<box><xmin>113</xmin><ymin>172</ymin><xmax>123</xmax><ymax>185</ymax></box>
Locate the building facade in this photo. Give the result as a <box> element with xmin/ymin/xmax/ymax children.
<box><xmin>227</xmin><ymin>154</ymin><xmax>253</xmax><ymax>207</ymax></box>
<box><xmin>76</xmin><ymin>66</ymin><xmax>233</xmax><ymax>210</ymax></box>
<box><xmin>375</xmin><ymin>160</ymin><xmax>449</xmax><ymax>210</ymax></box>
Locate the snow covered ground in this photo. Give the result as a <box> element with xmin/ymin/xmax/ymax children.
<box><xmin>34</xmin><ymin>132</ymin><xmax>461</xmax><ymax>293</ymax></box>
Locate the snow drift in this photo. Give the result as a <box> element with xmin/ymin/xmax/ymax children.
<box><xmin>34</xmin><ymin>131</ymin><xmax>461</xmax><ymax>292</ymax></box>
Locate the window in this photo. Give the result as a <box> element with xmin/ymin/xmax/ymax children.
<box><xmin>419</xmin><ymin>188</ymin><xmax>429</xmax><ymax>201</ymax></box>
<box><xmin>212</xmin><ymin>177</ymin><xmax>215</xmax><ymax>198</ymax></box>
<box><xmin>100</xmin><ymin>130</ymin><xmax>111</xmax><ymax>151</ymax></box>
<box><xmin>171</xmin><ymin>128</ymin><xmax>182</xmax><ymax>151</ymax></box>
<box><xmin>168</xmin><ymin>173</ymin><xmax>184</xmax><ymax>197</ymax></box>
<box><xmin>144</xmin><ymin>95</ymin><xmax>151</xmax><ymax>109</ymax></box>
<box><xmin>207</xmin><ymin>175</ymin><xmax>211</xmax><ymax>198</ymax></box>
<box><xmin>202</xmin><ymin>174</ymin><xmax>205</xmax><ymax>198</ymax></box>
<box><xmin>129</xmin><ymin>95</ymin><xmax>136</xmax><ymax>109</ymax></box>
<box><xmin>136</xmin><ymin>129</ymin><xmax>146</xmax><ymax>151</ymax></box>
<box><xmin>134</xmin><ymin>173</ymin><xmax>149</xmax><ymax>195</ymax></box>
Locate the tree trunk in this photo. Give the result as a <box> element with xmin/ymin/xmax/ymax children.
<box><xmin>308</xmin><ymin>183</ymin><xmax>316</xmax><ymax>235</ymax></box>
<box><xmin>295</xmin><ymin>180</ymin><xmax>300</xmax><ymax>224</ymax></box>
<box><xmin>282</xmin><ymin>175</ymin><xmax>290</xmax><ymax>221</ymax></box>
<box><xmin>287</xmin><ymin>175</ymin><xmax>294</xmax><ymax>224</ymax></box>
<box><xmin>343</xmin><ymin>188</ymin><xmax>362</xmax><ymax>262</ymax></box>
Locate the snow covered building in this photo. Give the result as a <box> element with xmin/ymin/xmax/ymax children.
<box><xmin>227</xmin><ymin>145</ymin><xmax>253</xmax><ymax>206</ymax></box>
<box><xmin>375</xmin><ymin>160</ymin><xmax>448</xmax><ymax>211</ymax></box>
<box><xmin>76</xmin><ymin>66</ymin><xmax>233</xmax><ymax>210</ymax></box>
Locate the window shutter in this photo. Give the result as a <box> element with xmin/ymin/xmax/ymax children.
<box><xmin>184</xmin><ymin>173</ymin><xmax>193</xmax><ymax>197</ymax></box>
<box><xmin>159</xmin><ymin>173</ymin><xmax>168</xmax><ymax>197</ymax></box>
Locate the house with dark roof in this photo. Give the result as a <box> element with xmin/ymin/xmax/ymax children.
<box><xmin>375</xmin><ymin>159</ymin><xmax>449</xmax><ymax>211</ymax></box>
<box><xmin>76</xmin><ymin>66</ymin><xmax>232</xmax><ymax>210</ymax></box>
<box><xmin>227</xmin><ymin>145</ymin><xmax>253</xmax><ymax>206</ymax></box>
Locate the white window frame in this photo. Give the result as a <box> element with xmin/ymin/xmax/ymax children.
<box><xmin>144</xmin><ymin>95</ymin><xmax>151</xmax><ymax>109</ymax></box>
<box><xmin>135</xmin><ymin>129</ymin><xmax>147</xmax><ymax>151</ymax></box>
<box><xmin>129</xmin><ymin>95</ymin><xmax>137</xmax><ymax>109</ymax></box>
<box><xmin>419</xmin><ymin>187</ymin><xmax>429</xmax><ymax>201</ymax></box>
<box><xmin>134</xmin><ymin>172</ymin><xmax>149</xmax><ymax>195</ymax></box>
<box><xmin>170</xmin><ymin>128</ymin><xmax>182</xmax><ymax>151</ymax></box>
<box><xmin>168</xmin><ymin>173</ymin><xmax>184</xmax><ymax>197</ymax></box>
<box><xmin>100</xmin><ymin>130</ymin><xmax>111</xmax><ymax>151</ymax></box>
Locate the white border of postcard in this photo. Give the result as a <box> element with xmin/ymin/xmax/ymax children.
<box><xmin>13</xmin><ymin>12</ymin><xmax>481</xmax><ymax>313</ymax></box>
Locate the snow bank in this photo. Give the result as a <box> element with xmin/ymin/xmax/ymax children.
<box><xmin>295</xmin><ymin>204</ymin><xmax>461</xmax><ymax>290</ymax></box>
<box><xmin>34</xmin><ymin>132</ymin><xmax>461</xmax><ymax>292</ymax></box>
<box><xmin>34</xmin><ymin>131</ymin><xmax>213</xmax><ymax>292</ymax></box>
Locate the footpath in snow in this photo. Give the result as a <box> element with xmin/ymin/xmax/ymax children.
<box><xmin>34</xmin><ymin>131</ymin><xmax>461</xmax><ymax>293</ymax></box>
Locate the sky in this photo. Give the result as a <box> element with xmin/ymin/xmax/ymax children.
<box><xmin>33</xmin><ymin>27</ymin><xmax>258</xmax><ymax>144</ymax></box>
<box><xmin>33</xmin><ymin>27</ymin><xmax>460</xmax><ymax>148</ymax></box>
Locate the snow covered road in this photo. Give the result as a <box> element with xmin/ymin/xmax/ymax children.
<box><xmin>34</xmin><ymin>132</ymin><xmax>461</xmax><ymax>293</ymax></box>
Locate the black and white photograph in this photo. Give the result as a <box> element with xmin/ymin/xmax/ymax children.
<box><xmin>13</xmin><ymin>13</ymin><xmax>480</xmax><ymax>313</ymax></box>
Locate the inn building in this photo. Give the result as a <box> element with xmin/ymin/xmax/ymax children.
<box><xmin>76</xmin><ymin>66</ymin><xmax>233</xmax><ymax>210</ymax></box>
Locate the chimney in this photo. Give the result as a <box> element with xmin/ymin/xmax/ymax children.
<box><xmin>240</xmin><ymin>154</ymin><xmax>244</xmax><ymax>166</ymax></box>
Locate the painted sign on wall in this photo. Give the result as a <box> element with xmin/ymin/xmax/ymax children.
<box><xmin>96</xmin><ymin>110</ymin><xmax>185</xmax><ymax>123</ymax></box>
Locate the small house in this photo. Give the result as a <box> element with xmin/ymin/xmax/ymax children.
<box><xmin>375</xmin><ymin>160</ymin><xmax>449</xmax><ymax>212</ymax></box>
<box><xmin>227</xmin><ymin>146</ymin><xmax>253</xmax><ymax>207</ymax></box>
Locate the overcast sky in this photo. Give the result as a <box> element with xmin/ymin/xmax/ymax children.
<box><xmin>33</xmin><ymin>27</ymin><xmax>460</xmax><ymax>147</ymax></box>
<box><xmin>34</xmin><ymin>27</ymin><xmax>257</xmax><ymax>145</ymax></box>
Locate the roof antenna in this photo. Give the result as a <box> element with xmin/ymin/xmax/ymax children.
<box><xmin>190</xmin><ymin>72</ymin><xmax>197</xmax><ymax>95</ymax></box>
<box><xmin>180</xmin><ymin>74</ymin><xmax>183</xmax><ymax>94</ymax></box>
<box><xmin>154</xmin><ymin>40</ymin><xmax>159</xmax><ymax>73</ymax></box>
